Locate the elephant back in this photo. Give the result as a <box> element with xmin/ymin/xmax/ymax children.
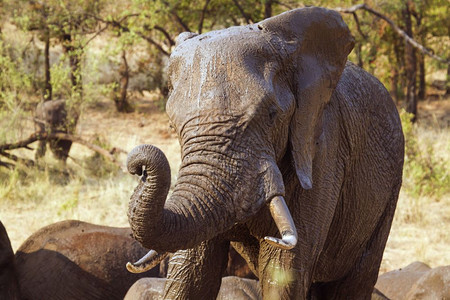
<box><xmin>15</xmin><ymin>220</ymin><xmax>159</xmax><ymax>300</ymax></box>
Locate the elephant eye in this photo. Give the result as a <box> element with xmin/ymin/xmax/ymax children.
<box><xmin>268</xmin><ymin>109</ymin><xmax>277</xmax><ymax>122</ymax></box>
<box><xmin>169</xmin><ymin>123</ymin><xmax>176</xmax><ymax>133</ymax></box>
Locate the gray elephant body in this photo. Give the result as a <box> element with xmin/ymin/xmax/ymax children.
<box><xmin>126</xmin><ymin>7</ymin><xmax>404</xmax><ymax>300</ymax></box>
<box><xmin>2</xmin><ymin>220</ymin><xmax>160</xmax><ymax>300</ymax></box>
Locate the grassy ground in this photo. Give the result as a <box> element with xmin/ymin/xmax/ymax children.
<box><xmin>0</xmin><ymin>94</ymin><xmax>449</xmax><ymax>274</ymax></box>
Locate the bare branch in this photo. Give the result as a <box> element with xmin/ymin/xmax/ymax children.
<box><xmin>0</xmin><ymin>132</ymin><xmax>125</xmax><ymax>169</ymax></box>
<box><xmin>154</xmin><ymin>25</ymin><xmax>176</xmax><ymax>46</ymax></box>
<box><xmin>0</xmin><ymin>160</ymin><xmax>15</xmax><ymax>169</ymax></box>
<box><xmin>335</xmin><ymin>4</ymin><xmax>449</xmax><ymax>64</ymax></box>
<box><xmin>232</xmin><ymin>0</ymin><xmax>254</xmax><ymax>24</ymax></box>
<box><xmin>0</xmin><ymin>151</ymin><xmax>36</xmax><ymax>168</ymax></box>
<box><xmin>162</xmin><ymin>1</ymin><xmax>191</xmax><ymax>32</ymax></box>
<box><xmin>92</xmin><ymin>14</ymin><xmax>171</xmax><ymax>56</ymax></box>
<box><xmin>273</xmin><ymin>1</ymin><xmax>293</xmax><ymax>10</ymax></box>
<box><xmin>82</xmin><ymin>23</ymin><xmax>110</xmax><ymax>48</ymax></box>
<box><xmin>352</xmin><ymin>12</ymin><xmax>367</xmax><ymax>40</ymax></box>
<box><xmin>198</xmin><ymin>0</ymin><xmax>211</xmax><ymax>34</ymax></box>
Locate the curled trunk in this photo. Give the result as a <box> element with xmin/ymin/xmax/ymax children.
<box><xmin>127</xmin><ymin>145</ymin><xmax>235</xmax><ymax>252</ymax></box>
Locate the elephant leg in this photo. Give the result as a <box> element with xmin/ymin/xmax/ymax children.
<box><xmin>310</xmin><ymin>195</ymin><xmax>398</xmax><ymax>300</ymax></box>
<box><xmin>258</xmin><ymin>243</ymin><xmax>304</xmax><ymax>300</ymax></box>
<box><xmin>163</xmin><ymin>236</ymin><xmax>229</xmax><ymax>300</ymax></box>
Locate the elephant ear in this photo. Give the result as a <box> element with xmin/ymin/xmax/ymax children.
<box><xmin>259</xmin><ymin>7</ymin><xmax>354</xmax><ymax>189</ymax></box>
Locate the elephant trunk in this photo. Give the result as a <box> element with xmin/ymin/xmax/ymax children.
<box><xmin>127</xmin><ymin>145</ymin><xmax>234</xmax><ymax>253</ymax></box>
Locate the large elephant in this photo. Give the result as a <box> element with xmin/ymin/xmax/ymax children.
<box><xmin>1</xmin><ymin>220</ymin><xmax>160</xmax><ymax>300</ymax></box>
<box><xmin>125</xmin><ymin>7</ymin><xmax>404</xmax><ymax>300</ymax></box>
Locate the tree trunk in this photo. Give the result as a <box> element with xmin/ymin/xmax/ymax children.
<box><xmin>390</xmin><ymin>64</ymin><xmax>399</xmax><ymax>104</ymax></box>
<box><xmin>415</xmin><ymin>13</ymin><xmax>426</xmax><ymax>101</ymax></box>
<box><xmin>403</xmin><ymin>2</ymin><xmax>417</xmax><ymax>122</ymax></box>
<box><xmin>114</xmin><ymin>49</ymin><xmax>133</xmax><ymax>113</ymax></box>
<box><xmin>62</xmin><ymin>33</ymin><xmax>83</xmax><ymax>101</ymax></box>
<box><xmin>264</xmin><ymin>0</ymin><xmax>273</xmax><ymax>19</ymax></box>
<box><xmin>446</xmin><ymin>64</ymin><xmax>450</xmax><ymax>96</ymax></box>
<box><xmin>417</xmin><ymin>53</ymin><xmax>425</xmax><ymax>101</ymax></box>
<box><xmin>393</xmin><ymin>32</ymin><xmax>405</xmax><ymax>102</ymax></box>
<box><xmin>355</xmin><ymin>42</ymin><xmax>363</xmax><ymax>68</ymax></box>
<box><xmin>44</xmin><ymin>30</ymin><xmax>52</xmax><ymax>101</ymax></box>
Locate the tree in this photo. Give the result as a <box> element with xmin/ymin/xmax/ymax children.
<box><xmin>336</xmin><ymin>1</ymin><xmax>449</xmax><ymax>122</ymax></box>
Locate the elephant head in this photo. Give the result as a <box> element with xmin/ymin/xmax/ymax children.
<box><xmin>126</xmin><ymin>7</ymin><xmax>354</xmax><ymax>272</ymax></box>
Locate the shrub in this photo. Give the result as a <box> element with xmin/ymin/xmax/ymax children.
<box><xmin>400</xmin><ymin>109</ymin><xmax>450</xmax><ymax>199</ymax></box>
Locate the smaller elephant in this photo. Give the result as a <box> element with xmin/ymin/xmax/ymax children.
<box><xmin>125</xmin><ymin>276</ymin><xmax>262</xmax><ymax>300</ymax></box>
<box><xmin>34</xmin><ymin>99</ymin><xmax>79</xmax><ymax>161</ymax></box>
<box><xmin>2</xmin><ymin>220</ymin><xmax>160</xmax><ymax>300</ymax></box>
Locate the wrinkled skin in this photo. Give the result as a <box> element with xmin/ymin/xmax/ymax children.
<box><xmin>125</xmin><ymin>276</ymin><xmax>262</xmax><ymax>300</ymax></box>
<box><xmin>6</xmin><ymin>220</ymin><xmax>159</xmax><ymax>300</ymax></box>
<box><xmin>0</xmin><ymin>221</ymin><xmax>20</xmax><ymax>300</ymax></box>
<box><xmin>126</xmin><ymin>7</ymin><xmax>404</xmax><ymax>299</ymax></box>
<box><xmin>35</xmin><ymin>99</ymin><xmax>78</xmax><ymax>161</ymax></box>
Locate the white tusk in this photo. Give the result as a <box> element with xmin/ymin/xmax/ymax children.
<box><xmin>264</xmin><ymin>195</ymin><xmax>298</xmax><ymax>250</ymax></box>
<box><xmin>126</xmin><ymin>250</ymin><xmax>169</xmax><ymax>273</ymax></box>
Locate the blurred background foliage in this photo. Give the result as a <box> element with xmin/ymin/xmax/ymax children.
<box><xmin>0</xmin><ymin>0</ymin><xmax>448</xmax><ymax>199</ymax></box>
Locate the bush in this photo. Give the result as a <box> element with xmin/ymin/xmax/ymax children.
<box><xmin>400</xmin><ymin>109</ymin><xmax>450</xmax><ymax>199</ymax></box>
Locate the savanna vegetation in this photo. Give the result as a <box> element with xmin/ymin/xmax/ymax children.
<box><xmin>0</xmin><ymin>0</ymin><xmax>448</xmax><ymax>274</ymax></box>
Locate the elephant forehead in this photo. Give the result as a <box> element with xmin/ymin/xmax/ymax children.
<box><xmin>171</xmin><ymin>24</ymin><xmax>265</xmax><ymax>67</ymax></box>
<box><xmin>167</xmin><ymin>26</ymin><xmax>280</xmax><ymax>125</ymax></box>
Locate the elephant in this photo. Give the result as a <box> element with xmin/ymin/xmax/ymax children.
<box><xmin>1</xmin><ymin>220</ymin><xmax>160</xmax><ymax>300</ymax></box>
<box><xmin>34</xmin><ymin>99</ymin><xmax>79</xmax><ymax>161</ymax></box>
<box><xmin>0</xmin><ymin>221</ymin><xmax>20</xmax><ymax>300</ymax></box>
<box><xmin>125</xmin><ymin>276</ymin><xmax>262</xmax><ymax>300</ymax></box>
<box><xmin>124</xmin><ymin>7</ymin><xmax>404</xmax><ymax>300</ymax></box>
<box><xmin>1</xmin><ymin>220</ymin><xmax>253</xmax><ymax>299</ymax></box>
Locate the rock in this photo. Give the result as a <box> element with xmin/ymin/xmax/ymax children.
<box><xmin>405</xmin><ymin>265</ymin><xmax>450</xmax><ymax>300</ymax></box>
<box><xmin>217</xmin><ymin>277</ymin><xmax>261</xmax><ymax>300</ymax></box>
<box><xmin>125</xmin><ymin>276</ymin><xmax>262</xmax><ymax>300</ymax></box>
<box><xmin>124</xmin><ymin>277</ymin><xmax>166</xmax><ymax>300</ymax></box>
<box><xmin>375</xmin><ymin>261</ymin><xmax>431</xmax><ymax>300</ymax></box>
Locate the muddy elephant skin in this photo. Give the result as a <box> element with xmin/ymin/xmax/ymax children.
<box><xmin>126</xmin><ymin>7</ymin><xmax>404</xmax><ymax>299</ymax></box>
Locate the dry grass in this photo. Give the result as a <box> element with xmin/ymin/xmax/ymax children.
<box><xmin>1</xmin><ymin>94</ymin><xmax>449</xmax><ymax>274</ymax></box>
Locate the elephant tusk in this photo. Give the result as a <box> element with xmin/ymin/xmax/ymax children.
<box><xmin>264</xmin><ymin>196</ymin><xmax>298</xmax><ymax>250</ymax></box>
<box><xmin>126</xmin><ymin>249</ymin><xmax>169</xmax><ymax>273</ymax></box>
